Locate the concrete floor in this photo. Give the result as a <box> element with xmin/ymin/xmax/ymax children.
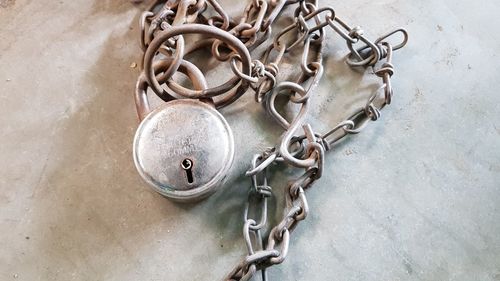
<box><xmin>1</xmin><ymin>0</ymin><xmax>499</xmax><ymax>280</ymax></box>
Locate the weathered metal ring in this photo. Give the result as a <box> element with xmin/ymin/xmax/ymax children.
<box><xmin>144</xmin><ymin>24</ymin><xmax>252</xmax><ymax>100</ymax></box>
<box><xmin>145</xmin><ymin>33</ymin><xmax>186</xmax><ymax>101</ymax></box>
<box><xmin>135</xmin><ymin>58</ymin><xmax>208</xmax><ymax>121</ymax></box>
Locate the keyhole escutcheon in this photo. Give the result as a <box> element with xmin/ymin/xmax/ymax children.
<box><xmin>181</xmin><ymin>159</ymin><xmax>194</xmax><ymax>184</ymax></box>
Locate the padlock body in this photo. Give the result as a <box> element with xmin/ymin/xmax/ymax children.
<box><xmin>133</xmin><ymin>99</ymin><xmax>234</xmax><ymax>201</ymax></box>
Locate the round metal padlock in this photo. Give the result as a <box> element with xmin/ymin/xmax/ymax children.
<box><xmin>133</xmin><ymin>99</ymin><xmax>234</xmax><ymax>202</ymax></box>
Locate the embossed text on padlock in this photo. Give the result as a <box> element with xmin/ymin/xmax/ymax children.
<box><xmin>133</xmin><ymin>99</ymin><xmax>234</xmax><ymax>202</ymax></box>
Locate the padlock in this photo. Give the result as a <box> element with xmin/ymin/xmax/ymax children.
<box><xmin>133</xmin><ymin>58</ymin><xmax>235</xmax><ymax>202</ymax></box>
<box><xmin>133</xmin><ymin>23</ymin><xmax>254</xmax><ymax>202</ymax></box>
<box><xmin>133</xmin><ymin>99</ymin><xmax>234</xmax><ymax>202</ymax></box>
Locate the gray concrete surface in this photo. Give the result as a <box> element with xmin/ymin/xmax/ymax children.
<box><xmin>1</xmin><ymin>0</ymin><xmax>499</xmax><ymax>280</ymax></box>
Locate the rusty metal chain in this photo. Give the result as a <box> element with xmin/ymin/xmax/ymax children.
<box><xmin>134</xmin><ymin>0</ymin><xmax>408</xmax><ymax>280</ymax></box>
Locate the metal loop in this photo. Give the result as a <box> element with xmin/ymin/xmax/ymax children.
<box><xmin>375</xmin><ymin>28</ymin><xmax>409</xmax><ymax>51</ymax></box>
<box><xmin>301</xmin><ymin>34</ymin><xmax>322</xmax><ymax>77</ymax></box>
<box><xmin>244</xmin><ymin>250</ymin><xmax>280</xmax><ymax>267</ymax></box>
<box><xmin>295</xmin><ymin>5</ymin><xmax>334</xmax><ymax>38</ymax></box>
<box><xmin>206</xmin><ymin>0</ymin><xmax>230</xmax><ymax>30</ymax></box>
<box><xmin>245</xmin><ymin>149</ymin><xmax>278</xmax><ymax>176</ymax></box>
<box><xmin>145</xmin><ymin>33</ymin><xmax>185</xmax><ymax>101</ymax></box>
<box><xmin>240</xmin><ymin>0</ymin><xmax>268</xmax><ymax>38</ymax></box>
<box><xmin>345</xmin><ymin>34</ymin><xmax>381</xmax><ymax>67</ymax></box>
<box><xmin>144</xmin><ymin>24</ymin><xmax>252</xmax><ymax>106</ymax></box>
<box><xmin>348</xmin><ymin>26</ymin><xmax>364</xmax><ymax>39</ymax></box>
<box><xmin>231</xmin><ymin>56</ymin><xmax>259</xmax><ymax>84</ymax></box>
<box><xmin>276</xmin><ymin>205</ymin><xmax>301</xmax><ymax>235</ymax></box>
<box><xmin>134</xmin><ymin>58</ymin><xmax>208</xmax><ymax>120</ymax></box>
<box><xmin>327</xmin><ymin>16</ymin><xmax>359</xmax><ymax>44</ymax></box>
<box><xmin>243</xmin><ymin>219</ymin><xmax>258</xmax><ymax>253</ymax></box>
<box><xmin>254</xmin><ymin>69</ymin><xmax>277</xmax><ymax>102</ymax></box>
<box><xmin>305</xmin><ymin>141</ymin><xmax>324</xmax><ymax>179</ymax></box>
<box><xmin>273</xmin><ymin>20</ymin><xmax>308</xmax><ymax>52</ymax></box>
<box><xmin>290</xmin><ymin>168</ymin><xmax>318</xmax><ymax>196</ymax></box>
<box><xmin>365</xmin><ymin>104</ymin><xmax>381</xmax><ymax>121</ymax></box>
<box><xmin>291</xmin><ymin>62</ymin><xmax>323</xmax><ymax>103</ymax></box>
<box><xmin>266</xmin><ymin>81</ymin><xmax>308</xmax><ymax>130</ymax></box>
<box><xmin>364</xmin><ymin>83</ymin><xmax>388</xmax><ymax>120</ymax></box>
<box><xmin>321</xmin><ymin>120</ymin><xmax>355</xmax><ymax>149</ymax></box>
<box><xmin>267</xmin><ymin>228</ymin><xmax>290</xmax><ymax>264</ymax></box>
<box><xmin>140</xmin><ymin>11</ymin><xmax>155</xmax><ymax>51</ymax></box>
<box><xmin>344</xmin><ymin>108</ymin><xmax>372</xmax><ymax>134</ymax></box>
<box><xmin>293</xmin><ymin>187</ymin><xmax>309</xmax><ymax>221</ymax></box>
<box><xmin>374</xmin><ymin>43</ymin><xmax>395</xmax><ymax>77</ymax></box>
<box><xmin>244</xmin><ymin>193</ymin><xmax>269</xmax><ymax>230</ymax></box>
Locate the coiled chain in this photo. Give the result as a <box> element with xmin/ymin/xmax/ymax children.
<box><xmin>134</xmin><ymin>0</ymin><xmax>408</xmax><ymax>280</ymax></box>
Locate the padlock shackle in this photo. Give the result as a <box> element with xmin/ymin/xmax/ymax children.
<box><xmin>135</xmin><ymin>58</ymin><xmax>208</xmax><ymax>121</ymax></box>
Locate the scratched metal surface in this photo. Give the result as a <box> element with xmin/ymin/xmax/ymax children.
<box><xmin>0</xmin><ymin>0</ymin><xmax>499</xmax><ymax>280</ymax></box>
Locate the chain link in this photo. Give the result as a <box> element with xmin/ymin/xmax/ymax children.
<box><xmin>134</xmin><ymin>0</ymin><xmax>408</xmax><ymax>279</ymax></box>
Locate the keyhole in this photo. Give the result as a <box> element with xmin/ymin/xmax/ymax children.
<box><xmin>181</xmin><ymin>159</ymin><xmax>194</xmax><ymax>184</ymax></box>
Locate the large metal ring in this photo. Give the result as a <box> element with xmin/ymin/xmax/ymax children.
<box><xmin>144</xmin><ymin>24</ymin><xmax>252</xmax><ymax>101</ymax></box>
<box><xmin>135</xmin><ymin>58</ymin><xmax>208</xmax><ymax>121</ymax></box>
